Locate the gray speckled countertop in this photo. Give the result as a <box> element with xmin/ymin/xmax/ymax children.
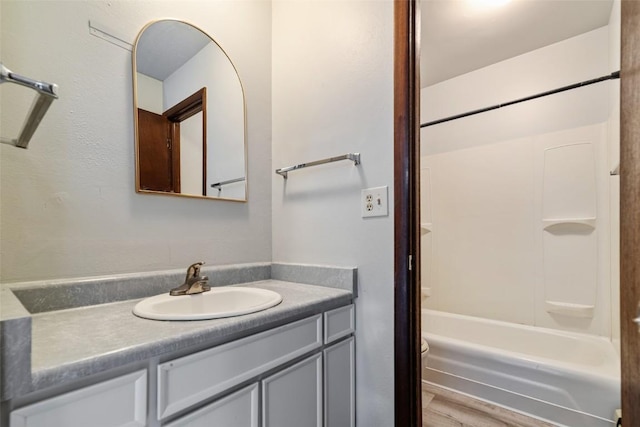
<box><xmin>0</xmin><ymin>263</ymin><xmax>356</xmax><ymax>402</ymax></box>
<box><xmin>29</xmin><ymin>280</ymin><xmax>351</xmax><ymax>392</ymax></box>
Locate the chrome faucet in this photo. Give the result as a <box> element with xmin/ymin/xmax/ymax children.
<box><xmin>170</xmin><ymin>262</ymin><xmax>210</xmax><ymax>296</ymax></box>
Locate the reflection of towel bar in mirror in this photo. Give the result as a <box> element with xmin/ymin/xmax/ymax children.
<box><xmin>0</xmin><ymin>63</ymin><xmax>58</xmax><ymax>149</ymax></box>
<box><xmin>211</xmin><ymin>177</ymin><xmax>246</xmax><ymax>191</ymax></box>
<box><xmin>275</xmin><ymin>153</ymin><xmax>361</xmax><ymax>179</ymax></box>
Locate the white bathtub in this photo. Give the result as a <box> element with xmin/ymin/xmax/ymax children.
<box><xmin>421</xmin><ymin>309</ymin><xmax>620</xmax><ymax>427</ymax></box>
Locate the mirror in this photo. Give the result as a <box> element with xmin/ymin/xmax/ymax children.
<box><xmin>133</xmin><ymin>19</ymin><xmax>247</xmax><ymax>201</ymax></box>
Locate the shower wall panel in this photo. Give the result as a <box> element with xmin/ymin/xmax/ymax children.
<box><xmin>534</xmin><ymin>125</ymin><xmax>610</xmax><ymax>335</ymax></box>
<box><xmin>419</xmin><ymin>25</ymin><xmax>615</xmax><ymax>337</ymax></box>
<box><xmin>421</xmin><ymin>123</ymin><xmax>611</xmax><ymax>337</ymax></box>
<box><xmin>421</xmin><ymin>138</ymin><xmax>536</xmax><ymax>326</ymax></box>
<box><xmin>419</xmin><ymin>166</ymin><xmax>433</xmax><ymax>301</ymax></box>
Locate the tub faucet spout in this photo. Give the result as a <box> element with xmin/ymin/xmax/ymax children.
<box><xmin>170</xmin><ymin>262</ymin><xmax>210</xmax><ymax>296</ymax></box>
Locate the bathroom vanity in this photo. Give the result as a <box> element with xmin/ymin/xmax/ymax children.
<box><xmin>0</xmin><ymin>263</ymin><xmax>356</xmax><ymax>427</ymax></box>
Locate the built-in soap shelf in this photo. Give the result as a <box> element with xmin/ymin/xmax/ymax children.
<box><xmin>421</xmin><ymin>223</ymin><xmax>432</xmax><ymax>235</ymax></box>
<box><xmin>541</xmin><ymin>142</ymin><xmax>599</xmax><ymax>321</ymax></box>
<box><xmin>542</xmin><ymin>218</ymin><xmax>596</xmax><ymax>231</ymax></box>
<box><xmin>545</xmin><ymin>301</ymin><xmax>595</xmax><ymax>318</ymax></box>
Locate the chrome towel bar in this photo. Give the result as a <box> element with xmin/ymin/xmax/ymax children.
<box><xmin>0</xmin><ymin>63</ymin><xmax>58</xmax><ymax>149</ymax></box>
<box><xmin>275</xmin><ymin>153</ymin><xmax>361</xmax><ymax>179</ymax></box>
<box><xmin>210</xmin><ymin>177</ymin><xmax>246</xmax><ymax>190</ymax></box>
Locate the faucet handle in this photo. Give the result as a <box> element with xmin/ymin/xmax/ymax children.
<box><xmin>185</xmin><ymin>262</ymin><xmax>205</xmax><ymax>281</ymax></box>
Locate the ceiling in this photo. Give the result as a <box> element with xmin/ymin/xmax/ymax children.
<box><xmin>136</xmin><ymin>3</ymin><xmax>613</xmax><ymax>86</ymax></box>
<box><xmin>421</xmin><ymin>0</ymin><xmax>614</xmax><ymax>87</ymax></box>
<box><xmin>136</xmin><ymin>21</ymin><xmax>211</xmax><ymax>81</ymax></box>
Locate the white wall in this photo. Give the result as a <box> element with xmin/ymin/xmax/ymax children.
<box><xmin>272</xmin><ymin>0</ymin><xmax>395</xmax><ymax>425</ymax></box>
<box><xmin>0</xmin><ymin>1</ymin><xmax>272</xmax><ymax>282</ymax></box>
<box><xmin>420</xmin><ymin>27</ymin><xmax>617</xmax><ymax>337</ymax></box>
<box><xmin>136</xmin><ymin>73</ymin><xmax>163</xmax><ymax>114</ymax></box>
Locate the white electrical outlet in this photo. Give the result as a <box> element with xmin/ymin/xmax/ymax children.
<box><xmin>361</xmin><ymin>186</ymin><xmax>388</xmax><ymax>218</ymax></box>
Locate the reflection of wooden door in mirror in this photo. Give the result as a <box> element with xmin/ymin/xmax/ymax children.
<box><xmin>164</xmin><ymin>88</ymin><xmax>207</xmax><ymax>196</ymax></box>
<box><xmin>137</xmin><ymin>109</ymin><xmax>180</xmax><ymax>192</ymax></box>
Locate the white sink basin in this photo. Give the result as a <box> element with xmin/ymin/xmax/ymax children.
<box><xmin>133</xmin><ymin>287</ymin><xmax>282</xmax><ymax>321</ymax></box>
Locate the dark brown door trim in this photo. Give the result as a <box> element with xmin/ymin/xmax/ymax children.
<box><xmin>394</xmin><ymin>0</ymin><xmax>422</xmax><ymax>426</ymax></box>
<box><xmin>620</xmin><ymin>1</ymin><xmax>640</xmax><ymax>423</ymax></box>
<box><xmin>169</xmin><ymin>122</ymin><xmax>181</xmax><ymax>193</ymax></box>
<box><xmin>164</xmin><ymin>87</ymin><xmax>206</xmax><ymax>122</ymax></box>
<box><xmin>164</xmin><ymin>87</ymin><xmax>208</xmax><ymax>196</ymax></box>
<box><xmin>396</xmin><ymin>2</ymin><xmax>640</xmax><ymax>426</ymax></box>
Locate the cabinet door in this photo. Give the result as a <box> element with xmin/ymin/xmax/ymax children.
<box><xmin>165</xmin><ymin>383</ymin><xmax>258</xmax><ymax>427</ymax></box>
<box><xmin>324</xmin><ymin>337</ymin><xmax>355</xmax><ymax>427</ymax></box>
<box><xmin>10</xmin><ymin>370</ymin><xmax>147</xmax><ymax>427</ymax></box>
<box><xmin>158</xmin><ymin>315</ymin><xmax>322</xmax><ymax>419</ymax></box>
<box><xmin>262</xmin><ymin>353</ymin><xmax>322</xmax><ymax>427</ymax></box>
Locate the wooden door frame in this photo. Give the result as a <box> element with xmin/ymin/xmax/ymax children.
<box><xmin>620</xmin><ymin>1</ymin><xmax>640</xmax><ymax>423</ymax></box>
<box><xmin>394</xmin><ymin>0</ymin><xmax>422</xmax><ymax>426</ymax></box>
<box><xmin>395</xmin><ymin>1</ymin><xmax>640</xmax><ymax>425</ymax></box>
<box><xmin>164</xmin><ymin>87</ymin><xmax>208</xmax><ymax>196</ymax></box>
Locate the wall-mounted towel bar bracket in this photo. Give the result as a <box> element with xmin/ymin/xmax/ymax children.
<box><xmin>0</xmin><ymin>63</ymin><xmax>58</xmax><ymax>149</ymax></box>
<box><xmin>275</xmin><ymin>153</ymin><xmax>361</xmax><ymax>179</ymax></box>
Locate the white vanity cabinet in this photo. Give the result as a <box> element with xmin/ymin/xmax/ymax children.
<box><xmin>262</xmin><ymin>353</ymin><xmax>323</xmax><ymax>427</ymax></box>
<box><xmin>324</xmin><ymin>337</ymin><xmax>355</xmax><ymax>427</ymax></box>
<box><xmin>323</xmin><ymin>304</ymin><xmax>356</xmax><ymax>427</ymax></box>
<box><xmin>163</xmin><ymin>305</ymin><xmax>355</xmax><ymax>427</ymax></box>
<box><xmin>9</xmin><ymin>304</ymin><xmax>355</xmax><ymax>427</ymax></box>
<box><xmin>9</xmin><ymin>370</ymin><xmax>147</xmax><ymax>427</ymax></box>
<box><xmin>157</xmin><ymin>314</ymin><xmax>323</xmax><ymax>420</ymax></box>
<box><xmin>164</xmin><ymin>383</ymin><xmax>259</xmax><ymax>427</ymax></box>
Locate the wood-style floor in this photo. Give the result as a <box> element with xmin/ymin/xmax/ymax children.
<box><xmin>422</xmin><ymin>383</ymin><xmax>557</xmax><ymax>427</ymax></box>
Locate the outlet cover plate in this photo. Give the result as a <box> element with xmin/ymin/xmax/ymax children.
<box><xmin>362</xmin><ymin>186</ymin><xmax>388</xmax><ymax>218</ymax></box>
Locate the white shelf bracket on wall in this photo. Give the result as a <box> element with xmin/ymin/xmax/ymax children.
<box><xmin>545</xmin><ymin>301</ymin><xmax>595</xmax><ymax>318</ymax></box>
<box><xmin>542</xmin><ymin>218</ymin><xmax>596</xmax><ymax>231</ymax></box>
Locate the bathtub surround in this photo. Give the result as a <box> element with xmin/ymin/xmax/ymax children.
<box><xmin>0</xmin><ymin>262</ymin><xmax>356</xmax><ymax>402</ymax></box>
<box><xmin>607</xmin><ymin>0</ymin><xmax>622</xmax><ymax>355</ymax></box>
<box><xmin>420</xmin><ymin>25</ymin><xmax>620</xmax><ymax>339</ymax></box>
<box><xmin>419</xmin><ymin>5</ymin><xmax>621</xmax><ymax>424</ymax></box>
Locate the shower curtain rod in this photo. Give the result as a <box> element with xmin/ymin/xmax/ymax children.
<box><xmin>420</xmin><ymin>71</ymin><xmax>620</xmax><ymax>128</ymax></box>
